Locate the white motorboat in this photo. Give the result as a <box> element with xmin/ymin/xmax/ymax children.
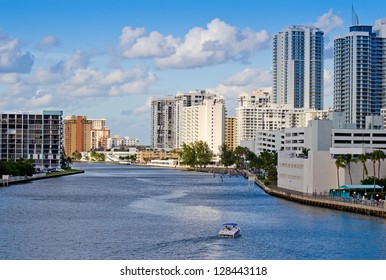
<box><xmin>218</xmin><ymin>223</ymin><xmax>241</xmax><ymax>238</ymax></box>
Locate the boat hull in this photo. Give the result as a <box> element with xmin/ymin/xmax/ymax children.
<box><xmin>218</xmin><ymin>227</ymin><xmax>241</xmax><ymax>238</ymax></box>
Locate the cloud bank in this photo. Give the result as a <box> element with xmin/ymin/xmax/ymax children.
<box><xmin>120</xmin><ymin>18</ymin><xmax>270</xmax><ymax>69</ymax></box>
<box><xmin>0</xmin><ymin>32</ymin><xmax>34</xmax><ymax>73</ymax></box>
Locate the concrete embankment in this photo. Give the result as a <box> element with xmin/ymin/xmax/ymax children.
<box><xmin>1</xmin><ymin>169</ymin><xmax>84</xmax><ymax>187</ymax></box>
<box><xmin>253</xmin><ymin>177</ymin><xmax>386</xmax><ymax>219</ymax></box>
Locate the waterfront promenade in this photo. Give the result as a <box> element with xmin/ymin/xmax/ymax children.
<box><xmin>252</xmin><ymin>176</ymin><xmax>386</xmax><ymax>218</ymax></box>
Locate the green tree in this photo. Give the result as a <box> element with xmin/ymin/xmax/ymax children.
<box><xmin>370</xmin><ymin>150</ymin><xmax>385</xmax><ymax>191</ymax></box>
<box><xmin>234</xmin><ymin>146</ymin><xmax>249</xmax><ymax>169</ymax></box>
<box><xmin>258</xmin><ymin>150</ymin><xmax>278</xmax><ymax>184</ymax></box>
<box><xmin>357</xmin><ymin>153</ymin><xmax>368</xmax><ymax>181</ymax></box>
<box><xmin>343</xmin><ymin>154</ymin><xmax>354</xmax><ymax>185</ymax></box>
<box><xmin>300</xmin><ymin>147</ymin><xmax>310</xmax><ymax>158</ymax></box>
<box><xmin>335</xmin><ymin>156</ymin><xmax>345</xmax><ymax>189</ymax></box>
<box><xmin>72</xmin><ymin>151</ymin><xmax>82</xmax><ymax>160</ymax></box>
<box><xmin>0</xmin><ymin>159</ymin><xmax>34</xmax><ymax>176</ymax></box>
<box><xmin>180</xmin><ymin>142</ymin><xmax>196</xmax><ymax>168</ymax></box>
<box><xmin>90</xmin><ymin>151</ymin><xmax>105</xmax><ymax>162</ymax></box>
<box><xmin>193</xmin><ymin>140</ymin><xmax>214</xmax><ymax>168</ymax></box>
<box><xmin>219</xmin><ymin>143</ymin><xmax>236</xmax><ymax>168</ymax></box>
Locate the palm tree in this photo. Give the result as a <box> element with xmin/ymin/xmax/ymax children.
<box><xmin>370</xmin><ymin>150</ymin><xmax>385</xmax><ymax>194</ymax></box>
<box><xmin>335</xmin><ymin>156</ymin><xmax>345</xmax><ymax>189</ymax></box>
<box><xmin>343</xmin><ymin>154</ymin><xmax>354</xmax><ymax>185</ymax></box>
<box><xmin>300</xmin><ymin>147</ymin><xmax>310</xmax><ymax>158</ymax></box>
<box><xmin>375</xmin><ymin>150</ymin><xmax>385</xmax><ymax>180</ymax></box>
<box><xmin>357</xmin><ymin>153</ymin><xmax>368</xmax><ymax>181</ymax></box>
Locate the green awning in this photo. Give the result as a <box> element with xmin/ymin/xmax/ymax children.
<box><xmin>340</xmin><ymin>185</ymin><xmax>383</xmax><ymax>189</ymax></box>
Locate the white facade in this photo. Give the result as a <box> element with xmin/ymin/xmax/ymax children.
<box><xmin>277</xmin><ymin>119</ymin><xmax>386</xmax><ymax>194</ymax></box>
<box><xmin>175</xmin><ymin>90</ymin><xmax>211</xmax><ymax>149</ymax></box>
<box><xmin>236</xmin><ymin>91</ymin><xmax>271</xmax><ymax>145</ymax></box>
<box><xmin>180</xmin><ymin>93</ymin><xmax>225</xmax><ymax>155</ymax></box>
<box><xmin>236</xmin><ymin>91</ymin><xmax>328</xmax><ymax>146</ymax></box>
<box><xmin>107</xmin><ymin>136</ymin><xmax>140</xmax><ymax>149</ymax></box>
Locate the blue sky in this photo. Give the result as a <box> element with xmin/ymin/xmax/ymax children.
<box><xmin>1</xmin><ymin>0</ymin><xmax>386</xmax><ymax>144</ymax></box>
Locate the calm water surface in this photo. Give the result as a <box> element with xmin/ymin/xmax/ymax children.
<box><xmin>0</xmin><ymin>163</ymin><xmax>385</xmax><ymax>260</ymax></box>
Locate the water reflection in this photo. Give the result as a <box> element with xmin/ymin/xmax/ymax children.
<box><xmin>0</xmin><ymin>163</ymin><xmax>384</xmax><ymax>260</ymax></box>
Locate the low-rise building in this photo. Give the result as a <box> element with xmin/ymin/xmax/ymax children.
<box><xmin>277</xmin><ymin>119</ymin><xmax>386</xmax><ymax>194</ymax></box>
<box><xmin>136</xmin><ymin>149</ymin><xmax>179</xmax><ymax>163</ymax></box>
<box><xmin>107</xmin><ymin>135</ymin><xmax>140</xmax><ymax>149</ymax></box>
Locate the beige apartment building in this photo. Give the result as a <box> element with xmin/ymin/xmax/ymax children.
<box><xmin>64</xmin><ymin>116</ymin><xmax>92</xmax><ymax>157</ymax></box>
<box><xmin>225</xmin><ymin>116</ymin><xmax>237</xmax><ymax>151</ymax></box>
<box><xmin>136</xmin><ymin>149</ymin><xmax>179</xmax><ymax>163</ymax></box>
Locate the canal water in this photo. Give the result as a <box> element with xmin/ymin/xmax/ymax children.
<box><xmin>0</xmin><ymin>163</ymin><xmax>385</xmax><ymax>260</ymax></box>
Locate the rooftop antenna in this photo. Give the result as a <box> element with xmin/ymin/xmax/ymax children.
<box><xmin>352</xmin><ymin>4</ymin><xmax>359</xmax><ymax>25</ymax></box>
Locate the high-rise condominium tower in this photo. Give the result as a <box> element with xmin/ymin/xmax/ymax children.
<box><xmin>273</xmin><ymin>26</ymin><xmax>324</xmax><ymax>110</ymax></box>
<box><xmin>151</xmin><ymin>97</ymin><xmax>176</xmax><ymax>149</ymax></box>
<box><xmin>334</xmin><ymin>18</ymin><xmax>386</xmax><ymax>128</ymax></box>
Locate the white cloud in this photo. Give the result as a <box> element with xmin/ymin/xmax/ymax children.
<box><xmin>119</xmin><ymin>18</ymin><xmax>270</xmax><ymax>69</ymax></box>
<box><xmin>0</xmin><ymin>48</ymin><xmax>157</xmax><ymax>112</ymax></box>
<box><xmin>315</xmin><ymin>9</ymin><xmax>344</xmax><ymax>35</ymax></box>
<box><xmin>119</xmin><ymin>26</ymin><xmax>146</xmax><ymax>48</ymax></box>
<box><xmin>120</xmin><ymin>28</ymin><xmax>178</xmax><ymax>58</ymax></box>
<box><xmin>0</xmin><ymin>73</ymin><xmax>20</xmax><ymax>83</ymax></box>
<box><xmin>29</xmin><ymin>93</ymin><xmax>53</xmax><ymax>107</ymax></box>
<box><xmin>222</xmin><ymin>68</ymin><xmax>272</xmax><ymax>87</ymax></box>
<box><xmin>36</xmin><ymin>35</ymin><xmax>61</xmax><ymax>51</ymax></box>
<box><xmin>207</xmin><ymin>67</ymin><xmax>272</xmax><ymax>114</ymax></box>
<box><xmin>0</xmin><ymin>32</ymin><xmax>34</xmax><ymax>73</ymax></box>
<box><xmin>157</xmin><ymin>19</ymin><xmax>270</xmax><ymax>69</ymax></box>
<box><xmin>324</xmin><ymin>68</ymin><xmax>334</xmax><ymax>96</ymax></box>
<box><xmin>133</xmin><ymin>95</ymin><xmax>153</xmax><ymax>114</ymax></box>
<box><xmin>51</xmin><ymin>50</ymin><xmax>92</xmax><ymax>73</ymax></box>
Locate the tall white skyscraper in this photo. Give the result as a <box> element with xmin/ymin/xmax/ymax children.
<box><xmin>273</xmin><ymin>26</ymin><xmax>324</xmax><ymax>110</ymax></box>
<box><xmin>151</xmin><ymin>90</ymin><xmax>225</xmax><ymax>155</ymax></box>
<box><xmin>177</xmin><ymin>91</ymin><xmax>225</xmax><ymax>155</ymax></box>
<box><xmin>334</xmin><ymin>18</ymin><xmax>386</xmax><ymax>128</ymax></box>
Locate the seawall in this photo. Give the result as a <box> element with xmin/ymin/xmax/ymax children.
<box><xmin>1</xmin><ymin>169</ymin><xmax>85</xmax><ymax>187</ymax></box>
<box><xmin>253</xmin><ymin>177</ymin><xmax>386</xmax><ymax>219</ymax></box>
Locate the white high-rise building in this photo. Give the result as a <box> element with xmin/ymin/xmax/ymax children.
<box><xmin>235</xmin><ymin>91</ymin><xmax>271</xmax><ymax>145</ymax></box>
<box><xmin>150</xmin><ymin>90</ymin><xmax>225</xmax><ymax>156</ymax></box>
<box><xmin>179</xmin><ymin>92</ymin><xmax>225</xmax><ymax>155</ymax></box>
<box><xmin>334</xmin><ymin>18</ymin><xmax>386</xmax><ymax>128</ymax></box>
<box><xmin>273</xmin><ymin>26</ymin><xmax>324</xmax><ymax>110</ymax></box>
<box><xmin>174</xmin><ymin>90</ymin><xmax>210</xmax><ymax>149</ymax></box>
<box><xmin>236</xmin><ymin>91</ymin><xmax>328</xmax><ymax>146</ymax></box>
